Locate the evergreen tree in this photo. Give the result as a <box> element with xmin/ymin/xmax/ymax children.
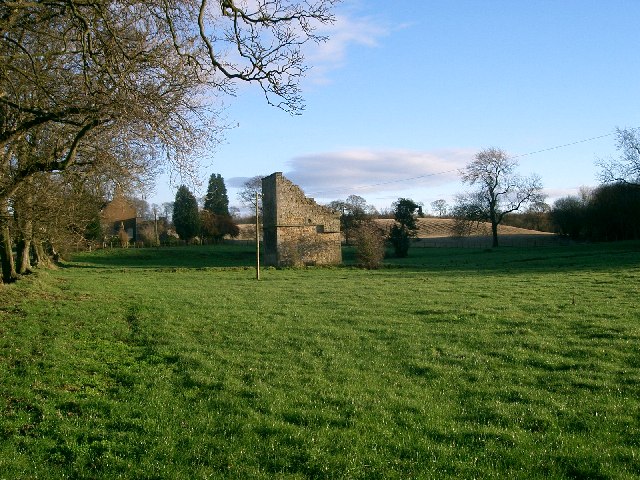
<box><xmin>173</xmin><ymin>186</ymin><xmax>201</xmax><ymax>241</ymax></box>
<box><xmin>204</xmin><ymin>174</ymin><xmax>230</xmax><ymax>216</ymax></box>
<box><xmin>388</xmin><ymin>198</ymin><xmax>422</xmax><ymax>257</ymax></box>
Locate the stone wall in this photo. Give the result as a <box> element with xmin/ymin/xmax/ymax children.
<box><xmin>262</xmin><ymin>172</ymin><xmax>341</xmax><ymax>267</ymax></box>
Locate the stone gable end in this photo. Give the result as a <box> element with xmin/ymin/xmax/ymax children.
<box><xmin>262</xmin><ymin>172</ymin><xmax>341</xmax><ymax>267</ymax></box>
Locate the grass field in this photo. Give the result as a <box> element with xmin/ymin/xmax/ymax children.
<box><xmin>1</xmin><ymin>242</ymin><xmax>639</xmax><ymax>478</ymax></box>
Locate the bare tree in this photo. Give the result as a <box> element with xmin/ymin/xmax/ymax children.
<box><xmin>598</xmin><ymin>127</ymin><xmax>640</xmax><ymax>186</ymax></box>
<box><xmin>0</xmin><ymin>0</ymin><xmax>338</xmax><ymax>282</ymax></box>
<box><xmin>430</xmin><ymin>199</ymin><xmax>448</xmax><ymax>217</ymax></box>
<box><xmin>237</xmin><ymin>175</ymin><xmax>266</xmax><ymax>214</ymax></box>
<box><xmin>327</xmin><ymin>194</ymin><xmax>376</xmax><ymax>245</ymax></box>
<box><xmin>454</xmin><ymin>147</ymin><xmax>544</xmax><ymax>247</ymax></box>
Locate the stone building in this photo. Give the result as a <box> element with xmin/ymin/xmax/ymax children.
<box><xmin>101</xmin><ymin>195</ymin><xmax>138</xmax><ymax>242</ymax></box>
<box><xmin>262</xmin><ymin>172</ymin><xmax>341</xmax><ymax>267</ymax></box>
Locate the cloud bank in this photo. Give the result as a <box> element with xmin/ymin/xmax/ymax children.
<box><xmin>285</xmin><ymin>148</ymin><xmax>472</xmax><ymax>200</ymax></box>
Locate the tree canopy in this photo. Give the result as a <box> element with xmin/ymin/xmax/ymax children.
<box><xmin>430</xmin><ymin>199</ymin><xmax>449</xmax><ymax>217</ymax></box>
<box><xmin>2</xmin><ymin>0</ymin><xmax>337</xmax><ymax>201</ymax></box>
<box><xmin>237</xmin><ymin>175</ymin><xmax>266</xmax><ymax>216</ymax></box>
<box><xmin>327</xmin><ymin>195</ymin><xmax>376</xmax><ymax>245</ymax></box>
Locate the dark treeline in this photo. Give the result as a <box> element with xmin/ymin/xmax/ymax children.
<box><xmin>551</xmin><ymin>182</ymin><xmax>640</xmax><ymax>241</ymax></box>
<box><xmin>501</xmin><ymin>208</ymin><xmax>554</xmax><ymax>233</ymax></box>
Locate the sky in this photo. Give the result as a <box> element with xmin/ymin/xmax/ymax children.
<box><xmin>147</xmin><ymin>0</ymin><xmax>640</xmax><ymax>215</ymax></box>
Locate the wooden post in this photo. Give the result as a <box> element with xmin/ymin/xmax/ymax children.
<box><xmin>255</xmin><ymin>191</ymin><xmax>260</xmax><ymax>281</ymax></box>
<box><xmin>153</xmin><ymin>208</ymin><xmax>159</xmax><ymax>246</ymax></box>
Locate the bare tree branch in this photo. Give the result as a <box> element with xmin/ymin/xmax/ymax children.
<box><xmin>597</xmin><ymin>127</ymin><xmax>640</xmax><ymax>186</ymax></box>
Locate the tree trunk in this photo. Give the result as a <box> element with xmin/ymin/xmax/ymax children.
<box><xmin>15</xmin><ymin>182</ymin><xmax>34</xmax><ymax>274</ymax></box>
<box><xmin>1</xmin><ymin>143</ymin><xmax>18</xmax><ymax>282</ymax></box>
<box><xmin>489</xmin><ymin>200</ymin><xmax>499</xmax><ymax>248</ymax></box>
<box><xmin>33</xmin><ymin>241</ymin><xmax>53</xmax><ymax>269</ymax></box>
<box><xmin>491</xmin><ymin>220</ymin><xmax>499</xmax><ymax>248</ymax></box>
<box><xmin>0</xmin><ymin>211</ymin><xmax>17</xmax><ymax>283</ymax></box>
<box><xmin>16</xmin><ymin>211</ymin><xmax>34</xmax><ymax>274</ymax></box>
<box><xmin>16</xmin><ymin>237</ymin><xmax>33</xmax><ymax>274</ymax></box>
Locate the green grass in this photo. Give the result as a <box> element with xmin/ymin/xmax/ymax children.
<box><xmin>1</xmin><ymin>242</ymin><xmax>639</xmax><ymax>478</ymax></box>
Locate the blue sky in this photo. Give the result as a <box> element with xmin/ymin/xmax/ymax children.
<box><xmin>149</xmin><ymin>0</ymin><xmax>640</xmax><ymax>214</ymax></box>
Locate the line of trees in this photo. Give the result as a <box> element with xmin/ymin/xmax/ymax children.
<box><xmin>549</xmin><ymin>127</ymin><xmax>640</xmax><ymax>241</ymax></box>
<box><xmin>0</xmin><ymin>0</ymin><xmax>337</xmax><ymax>283</ymax></box>
<box><xmin>327</xmin><ymin>195</ymin><xmax>378</xmax><ymax>245</ymax></box>
<box><xmin>551</xmin><ymin>183</ymin><xmax>640</xmax><ymax>241</ymax></box>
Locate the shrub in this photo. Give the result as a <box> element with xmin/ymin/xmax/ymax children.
<box><xmin>118</xmin><ymin>227</ymin><xmax>129</xmax><ymax>248</ymax></box>
<box><xmin>354</xmin><ymin>221</ymin><xmax>386</xmax><ymax>269</ymax></box>
<box><xmin>388</xmin><ymin>198</ymin><xmax>421</xmax><ymax>257</ymax></box>
<box><xmin>389</xmin><ymin>224</ymin><xmax>411</xmax><ymax>258</ymax></box>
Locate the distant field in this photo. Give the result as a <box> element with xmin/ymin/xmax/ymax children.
<box><xmin>235</xmin><ymin>217</ymin><xmax>556</xmax><ymax>248</ymax></box>
<box><xmin>1</xmin><ymin>242</ymin><xmax>639</xmax><ymax>478</ymax></box>
<box><xmin>374</xmin><ymin>217</ymin><xmax>553</xmax><ymax>238</ymax></box>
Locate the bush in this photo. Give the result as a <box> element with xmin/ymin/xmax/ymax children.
<box><xmin>118</xmin><ymin>228</ymin><xmax>129</xmax><ymax>248</ymax></box>
<box><xmin>354</xmin><ymin>221</ymin><xmax>386</xmax><ymax>268</ymax></box>
<box><xmin>388</xmin><ymin>198</ymin><xmax>421</xmax><ymax>257</ymax></box>
<box><xmin>389</xmin><ymin>224</ymin><xmax>410</xmax><ymax>258</ymax></box>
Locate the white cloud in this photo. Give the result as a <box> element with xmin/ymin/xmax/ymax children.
<box><xmin>285</xmin><ymin>148</ymin><xmax>473</xmax><ymax>201</ymax></box>
<box><xmin>305</xmin><ymin>14</ymin><xmax>391</xmax><ymax>84</ymax></box>
<box><xmin>314</xmin><ymin>15</ymin><xmax>387</xmax><ymax>60</ymax></box>
<box><xmin>542</xmin><ymin>186</ymin><xmax>597</xmax><ymax>205</ymax></box>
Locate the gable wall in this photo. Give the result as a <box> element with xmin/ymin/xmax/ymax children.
<box><xmin>262</xmin><ymin>172</ymin><xmax>341</xmax><ymax>266</ymax></box>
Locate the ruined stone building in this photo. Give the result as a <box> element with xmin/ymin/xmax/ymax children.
<box><xmin>262</xmin><ymin>172</ymin><xmax>341</xmax><ymax>267</ymax></box>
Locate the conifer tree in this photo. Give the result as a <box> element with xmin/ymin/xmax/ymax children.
<box><xmin>204</xmin><ymin>174</ymin><xmax>230</xmax><ymax>216</ymax></box>
<box><xmin>173</xmin><ymin>186</ymin><xmax>200</xmax><ymax>241</ymax></box>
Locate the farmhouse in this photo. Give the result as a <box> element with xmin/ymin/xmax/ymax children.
<box><xmin>101</xmin><ymin>194</ymin><xmax>138</xmax><ymax>243</ymax></box>
<box><xmin>262</xmin><ymin>172</ymin><xmax>341</xmax><ymax>267</ymax></box>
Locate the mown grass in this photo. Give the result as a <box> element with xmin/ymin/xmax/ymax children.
<box><xmin>1</xmin><ymin>242</ymin><xmax>639</xmax><ymax>478</ymax></box>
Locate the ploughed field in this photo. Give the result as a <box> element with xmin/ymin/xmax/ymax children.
<box><xmin>1</xmin><ymin>242</ymin><xmax>639</xmax><ymax>478</ymax></box>
<box><xmin>235</xmin><ymin>217</ymin><xmax>557</xmax><ymax>248</ymax></box>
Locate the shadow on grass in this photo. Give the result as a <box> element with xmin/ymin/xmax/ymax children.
<box><xmin>358</xmin><ymin>240</ymin><xmax>640</xmax><ymax>274</ymax></box>
<box><xmin>67</xmin><ymin>244</ymin><xmax>256</xmax><ymax>269</ymax></box>
<box><xmin>66</xmin><ymin>241</ymin><xmax>640</xmax><ymax>274</ymax></box>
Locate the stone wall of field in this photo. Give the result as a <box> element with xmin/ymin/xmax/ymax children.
<box><xmin>262</xmin><ymin>172</ymin><xmax>341</xmax><ymax>266</ymax></box>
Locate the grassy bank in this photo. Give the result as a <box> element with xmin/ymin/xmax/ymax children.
<box><xmin>1</xmin><ymin>242</ymin><xmax>639</xmax><ymax>478</ymax></box>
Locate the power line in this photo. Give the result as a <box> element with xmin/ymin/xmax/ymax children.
<box><xmin>307</xmin><ymin>168</ymin><xmax>460</xmax><ymax>198</ymax></box>
<box><xmin>307</xmin><ymin>130</ymin><xmax>619</xmax><ymax>198</ymax></box>
<box><xmin>509</xmin><ymin>132</ymin><xmax>616</xmax><ymax>160</ymax></box>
